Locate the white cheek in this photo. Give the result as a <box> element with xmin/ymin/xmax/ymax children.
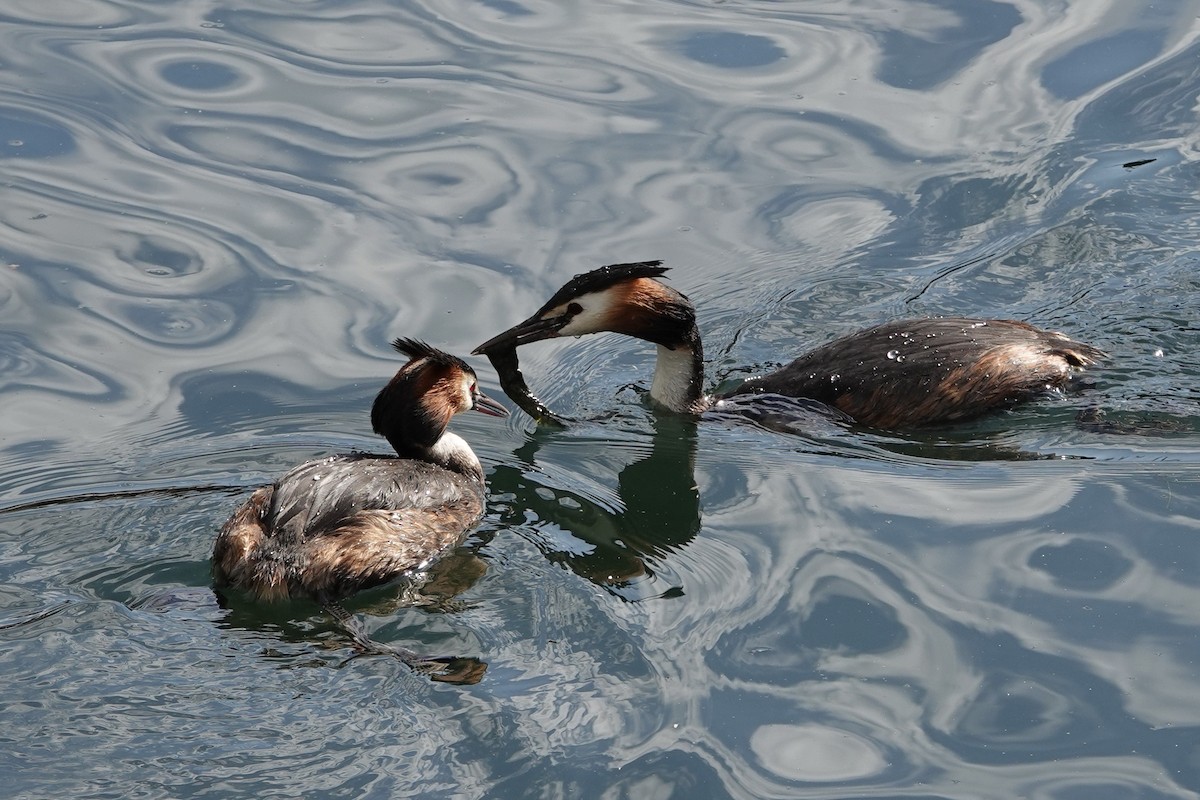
<box><xmin>558</xmin><ymin>306</ymin><xmax>608</xmax><ymax>336</ymax></box>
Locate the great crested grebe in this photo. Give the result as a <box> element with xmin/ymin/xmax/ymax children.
<box><xmin>473</xmin><ymin>261</ymin><xmax>1104</xmax><ymax>429</ymax></box>
<box><xmin>213</xmin><ymin>338</ymin><xmax>507</xmax><ymax>682</ymax></box>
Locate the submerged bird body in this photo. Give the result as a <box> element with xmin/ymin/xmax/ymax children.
<box><xmin>727</xmin><ymin>316</ymin><xmax>1102</xmax><ymax>428</ymax></box>
<box><xmin>213</xmin><ymin>339</ymin><xmax>508</xmax><ymax>604</ymax></box>
<box><xmin>474</xmin><ymin>261</ymin><xmax>1104</xmax><ymax>428</ymax></box>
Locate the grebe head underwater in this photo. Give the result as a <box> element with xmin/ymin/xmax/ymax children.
<box><xmin>474</xmin><ymin>261</ymin><xmax>1105</xmax><ymax>428</ymax></box>
<box><xmin>213</xmin><ymin>338</ymin><xmax>508</xmax><ymax>607</ymax></box>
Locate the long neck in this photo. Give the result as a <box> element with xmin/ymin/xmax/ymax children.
<box><xmin>649</xmin><ymin>327</ymin><xmax>710</xmax><ymax>415</ymax></box>
<box><xmin>404</xmin><ymin>431</ymin><xmax>485</xmax><ymax>485</ymax></box>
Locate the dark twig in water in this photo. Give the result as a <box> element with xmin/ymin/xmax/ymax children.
<box><xmin>0</xmin><ymin>484</ymin><xmax>241</xmax><ymax>516</ymax></box>
<box><xmin>905</xmin><ymin>250</ymin><xmax>998</xmax><ymax>304</ymax></box>
<box><xmin>484</xmin><ymin>344</ymin><xmax>570</xmax><ymax>427</ymax></box>
<box><xmin>1121</xmin><ymin>158</ymin><xmax>1156</xmax><ymax>169</ymax></box>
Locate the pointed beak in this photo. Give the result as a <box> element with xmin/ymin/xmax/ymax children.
<box><xmin>472</xmin><ymin>390</ymin><xmax>510</xmax><ymax>418</ymax></box>
<box><xmin>473</xmin><ymin>314</ymin><xmax>564</xmax><ymax>355</ymax></box>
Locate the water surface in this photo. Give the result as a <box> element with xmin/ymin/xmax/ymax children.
<box><xmin>2</xmin><ymin>0</ymin><xmax>1200</xmax><ymax>797</ymax></box>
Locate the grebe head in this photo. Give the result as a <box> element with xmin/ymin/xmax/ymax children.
<box><xmin>473</xmin><ymin>261</ymin><xmax>697</xmax><ymax>354</ymax></box>
<box><xmin>372</xmin><ymin>338</ymin><xmax>507</xmax><ymax>456</ymax></box>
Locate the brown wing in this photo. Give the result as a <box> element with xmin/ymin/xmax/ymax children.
<box><xmin>296</xmin><ymin>497</ymin><xmax>484</xmax><ymax>600</ymax></box>
<box><xmin>213</xmin><ymin>486</ymin><xmax>282</xmax><ymax>599</ymax></box>
<box><xmin>213</xmin><ymin>454</ymin><xmax>485</xmax><ymax>601</ymax></box>
<box><xmin>729</xmin><ymin>318</ymin><xmax>1103</xmax><ymax>428</ymax></box>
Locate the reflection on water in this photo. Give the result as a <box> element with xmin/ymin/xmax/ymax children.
<box><xmin>492</xmin><ymin>411</ymin><xmax>701</xmax><ymax>600</ymax></box>
<box><xmin>2</xmin><ymin>0</ymin><xmax>1200</xmax><ymax>796</ymax></box>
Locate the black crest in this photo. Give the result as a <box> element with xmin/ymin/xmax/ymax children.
<box><xmin>391</xmin><ymin>337</ymin><xmax>471</xmax><ymax>373</ymax></box>
<box><xmin>541</xmin><ymin>260</ymin><xmax>668</xmax><ymax>310</ymax></box>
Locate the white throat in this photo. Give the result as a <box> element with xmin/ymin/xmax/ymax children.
<box><xmin>650</xmin><ymin>343</ymin><xmax>706</xmax><ymax>414</ymax></box>
<box><xmin>428</xmin><ymin>431</ymin><xmax>484</xmax><ymax>483</ymax></box>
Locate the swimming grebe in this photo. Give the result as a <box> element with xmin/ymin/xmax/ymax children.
<box><xmin>473</xmin><ymin>261</ymin><xmax>1104</xmax><ymax>428</ymax></box>
<box><xmin>213</xmin><ymin>338</ymin><xmax>507</xmax><ymax>681</ymax></box>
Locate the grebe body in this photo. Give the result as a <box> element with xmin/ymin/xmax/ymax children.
<box><xmin>473</xmin><ymin>261</ymin><xmax>1103</xmax><ymax>428</ymax></box>
<box><xmin>213</xmin><ymin>339</ymin><xmax>508</xmax><ymax>604</ymax></box>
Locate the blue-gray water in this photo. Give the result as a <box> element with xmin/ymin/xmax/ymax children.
<box><xmin>3</xmin><ymin>0</ymin><xmax>1200</xmax><ymax>797</ymax></box>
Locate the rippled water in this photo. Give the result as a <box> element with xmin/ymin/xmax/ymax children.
<box><xmin>3</xmin><ymin>0</ymin><xmax>1200</xmax><ymax>797</ymax></box>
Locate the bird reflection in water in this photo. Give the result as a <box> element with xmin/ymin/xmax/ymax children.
<box><xmin>489</xmin><ymin>410</ymin><xmax>702</xmax><ymax>601</ymax></box>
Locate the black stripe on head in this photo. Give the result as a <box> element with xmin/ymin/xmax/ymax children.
<box><xmin>540</xmin><ymin>261</ymin><xmax>668</xmax><ymax>311</ymax></box>
<box><xmin>390</xmin><ymin>337</ymin><xmax>472</xmax><ymax>374</ymax></box>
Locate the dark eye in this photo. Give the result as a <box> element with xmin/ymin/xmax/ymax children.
<box><xmin>469</xmin><ymin>382</ymin><xmax>477</xmax><ymax>393</ymax></box>
<box><xmin>567</xmin><ymin>302</ymin><xmax>583</xmax><ymax>316</ymax></box>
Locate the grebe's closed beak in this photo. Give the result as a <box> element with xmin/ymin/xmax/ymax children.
<box><xmin>472</xmin><ymin>391</ymin><xmax>510</xmax><ymax>418</ymax></box>
<box><xmin>472</xmin><ymin>313</ymin><xmax>565</xmax><ymax>355</ymax></box>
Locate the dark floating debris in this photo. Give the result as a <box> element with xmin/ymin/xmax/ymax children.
<box><xmin>1121</xmin><ymin>158</ymin><xmax>1156</xmax><ymax>169</ymax></box>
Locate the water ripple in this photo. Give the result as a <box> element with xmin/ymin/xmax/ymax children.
<box><xmin>1</xmin><ymin>0</ymin><xmax>1199</xmax><ymax>797</ymax></box>
<box><xmin>0</xmin><ymin>0</ymin><xmax>135</xmax><ymax>29</ymax></box>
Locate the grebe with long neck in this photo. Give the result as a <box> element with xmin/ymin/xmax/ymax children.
<box><xmin>473</xmin><ymin>261</ymin><xmax>1104</xmax><ymax>429</ymax></box>
<box><xmin>213</xmin><ymin>338</ymin><xmax>507</xmax><ymax>682</ymax></box>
